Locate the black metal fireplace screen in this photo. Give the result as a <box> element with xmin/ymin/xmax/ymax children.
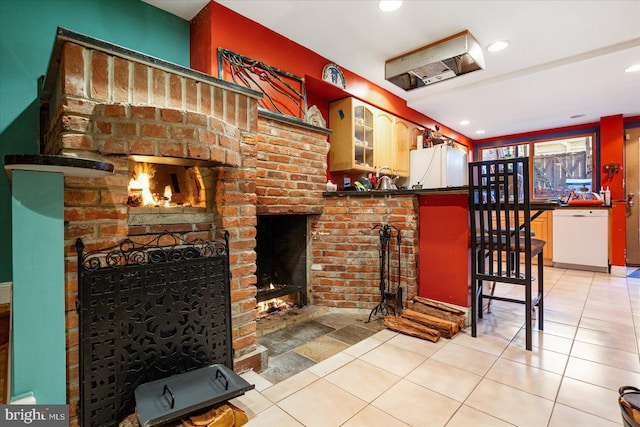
<box><xmin>76</xmin><ymin>231</ymin><xmax>231</xmax><ymax>427</ymax></box>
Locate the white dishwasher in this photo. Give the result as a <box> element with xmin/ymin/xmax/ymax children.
<box><xmin>552</xmin><ymin>209</ymin><xmax>609</xmax><ymax>272</ymax></box>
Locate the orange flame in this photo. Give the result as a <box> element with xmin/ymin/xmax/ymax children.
<box><xmin>128</xmin><ymin>163</ymin><xmax>174</xmax><ymax>207</ymax></box>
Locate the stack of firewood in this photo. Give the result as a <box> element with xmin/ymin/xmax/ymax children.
<box><xmin>119</xmin><ymin>403</ymin><xmax>248</xmax><ymax>427</ymax></box>
<box><xmin>384</xmin><ymin>296</ymin><xmax>466</xmax><ymax>343</ymax></box>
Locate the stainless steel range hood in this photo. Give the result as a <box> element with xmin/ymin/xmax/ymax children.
<box><xmin>385</xmin><ymin>30</ymin><xmax>485</xmax><ymax>91</ymax></box>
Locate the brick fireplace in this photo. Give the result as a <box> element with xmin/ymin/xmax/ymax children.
<box><xmin>38</xmin><ymin>28</ymin><xmax>330</xmax><ymax>424</ymax></box>
<box><xmin>23</xmin><ymin>26</ymin><xmax>426</xmax><ymax>426</ymax></box>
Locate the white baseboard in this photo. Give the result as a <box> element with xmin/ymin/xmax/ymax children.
<box><xmin>610</xmin><ymin>265</ymin><xmax>627</xmax><ymax>277</ymax></box>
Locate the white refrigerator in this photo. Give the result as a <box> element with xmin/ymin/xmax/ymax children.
<box><xmin>408</xmin><ymin>144</ymin><xmax>468</xmax><ymax>189</ymax></box>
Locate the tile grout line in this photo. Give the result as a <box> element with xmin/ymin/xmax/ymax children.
<box><xmin>545</xmin><ymin>268</ymin><xmax>592</xmax><ymax>426</ymax></box>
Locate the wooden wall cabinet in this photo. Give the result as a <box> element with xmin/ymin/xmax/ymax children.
<box><xmin>394</xmin><ymin>118</ymin><xmax>423</xmax><ymax>176</ymax></box>
<box><xmin>374</xmin><ymin>110</ymin><xmax>394</xmax><ymax>173</ymax></box>
<box><xmin>329</xmin><ymin>98</ymin><xmax>376</xmax><ymax>173</ymax></box>
<box><xmin>329</xmin><ymin>97</ymin><xmax>422</xmax><ymax>177</ymax></box>
<box><xmin>531</xmin><ymin>210</ymin><xmax>553</xmax><ymax>265</ymax></box>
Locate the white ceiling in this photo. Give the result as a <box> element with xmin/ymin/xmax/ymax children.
<box><xmin>143</xmin><ymin>0</ymin><xmax>640</xmax><ymax>140</ymax></box>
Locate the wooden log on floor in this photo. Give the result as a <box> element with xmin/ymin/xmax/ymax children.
<box><xmin>401</xmin><ymin>309</ymin><xmax>459</xmax><ymax>339</ymax></box>
<box><xmin>412</xmin><ymin>296</ymin><xmax>465</xmax><ymax>328</ymax></box>
<box><xmin>413</xmin><ymin>296</ymin><xmax>465</xmax><ymax>315</ymax></box>
<box><xmin>384</xmin><ymin>316</ymin><xmax>441</xmax><ymax>342</ymax></box>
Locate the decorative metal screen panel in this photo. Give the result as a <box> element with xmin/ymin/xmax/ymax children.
<box><xmin>217</xmin><ymin>48</ymin><xmax>307</xmax><ymax>120</ymax></box>
<box><xmin>76</xmin><ymin>232</ymin><xmax>231</xmax><ymax>427</ymax></box>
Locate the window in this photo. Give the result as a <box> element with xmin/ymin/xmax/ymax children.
<box><xmin>480</xmin><ymin>134</ymin><xmax>594</xmax><ymax>200</ymax></box>
<box><xmin>481</xmin><ymin>144</ymin><xmax>529</xmax><ymax>160</ymax></box>
<box><xmin>532</xmin><ymin>136</ymin><xmax>593</xmax><ymax>199</ymax></box>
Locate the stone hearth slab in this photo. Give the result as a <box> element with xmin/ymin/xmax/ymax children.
<box><xmin>313</xmin><ymin>312</ymin><xmax>370</xmax><ymax>330</ymax></box>
<box><xmin>260</xmin><ymin>352</ymin><xmax>316</xmax><ymax>384</ymax></box>
<box><xmin>327</xmin><ymin>324</ymin><xmax>379</xmax><ymax>345</ymax></box>
<box><xmin>293</xmin><ymin>335</ymin><xmax>350</xmax><ymax>363</ymax></box>
<box><xmin>257</xmin><ymin>320</ymin><xmax>335</xmax><ymax>358</ymax></box>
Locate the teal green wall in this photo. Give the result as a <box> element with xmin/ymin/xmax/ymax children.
<box><xmin>11</xmin><ymin>170</ymin><xmax>65</xmax><ymax>403</ymax></box>
<box><xmin>0</xmin><ymin>0</ymin><xmax>191</xmax><ymax>282</ymax></box>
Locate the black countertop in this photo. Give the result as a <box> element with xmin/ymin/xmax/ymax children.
<box><xmin>4</xmin><ymin>154</ymin><xmax>114</xmax><ymax>179</ymax></box>
<box><xmin>323</xmin><ymin>187</ymin><xmax>611</xmax><ymax>208</ymax></box>
<box><xmin>323</xmin><ymin>186</ymin><xmax>468</xmax><ymax>196</ymax></box>
<box><xmin>322</xmin><ymin>187</ymin><xmax>615</xmax><ymax>212</ymax></box>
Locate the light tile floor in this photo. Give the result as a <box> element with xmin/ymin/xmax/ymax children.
<box><xmin>231</xmin><ymin>266</ymin><xmax>640</xmax><ymax>426</ymax></box>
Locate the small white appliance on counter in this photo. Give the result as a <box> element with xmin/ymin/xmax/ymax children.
<box><xmin>552</xmin><ymin>208</ymin><xmax>609</xmax><ymax>272</ymax></box>
<box><xmin>408</xmin><ymin>144</ymin><xmax>468</xmax><ymax>189</ymax></box>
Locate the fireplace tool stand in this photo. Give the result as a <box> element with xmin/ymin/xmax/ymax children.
<box><xmin>367</xmin><ymin>223</ymin><xmax>403</xmax><ymax>323</ymax></box>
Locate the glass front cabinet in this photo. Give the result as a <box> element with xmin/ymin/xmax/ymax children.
<box><xmin>329</xmin><ymin>97</ymin><xmax>422</xmax><ymax>177</ymax></box>
<box><xmin>329</xmin><ymin>97</ymin><xmax>376</xmax><ymax>173</ymax></box>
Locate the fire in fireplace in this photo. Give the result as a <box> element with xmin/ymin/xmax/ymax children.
<box><xmin>127</xmin><ymin>161</ymin><xmax>206</xmax><ymax>208</ymax></box>
<box><xmin>255</xmin><ymin>215</ymin><xmax>308</xmax><ymax>309</ymax></box>
<box><xmin>255</xmin><ymin>292</ymin><xmax>298</xmax><ymax>319</ymax></box>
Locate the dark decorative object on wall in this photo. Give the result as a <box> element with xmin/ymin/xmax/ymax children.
<box><xmin>76</xmin><ymin>231</ymin><xmax>231</xmax><ymax>427</ymax></box>
<box><xmin>218</xmin><ymin>48</ymin><xmax>307</xmax><ymax>119</ymax></box>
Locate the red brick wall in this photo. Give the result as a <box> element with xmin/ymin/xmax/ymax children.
<box><xmin>255</xmin><ymin>115</ymin><xmax>330</xmax><ymax>215</ymax></box>
<box><xmin>44</xmin><ymin>42</ymin><xmax>258</xmax><ymax>159</ymax></box>
<box><xmin>44</xmin><ymin>36</ymin><xmax>424</xmax><ymax>427</ymax></box>
<box><xmin>309</xmin><ymin>194</ymin><xmax>419</xmax><ymax>308</ymax></box>
<box><xmin>43</xmin><ymin>39</ymin><xmax>262</xmax><ymax>425</ymax></box>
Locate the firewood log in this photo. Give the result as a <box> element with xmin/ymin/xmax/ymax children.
<box><xmin>401</xmin><ymin>309</ymin><xmax>459</xmax><ymax>338</ymax></box>
<box><xmin>411</xmin><ymin>297</ymin><xmax>466</xmax><ymax>328</ymax></box>
<box><xmin>189</xmin><ymin>405</ymin><xmax>234</xmax><ymax>427</ymax></box>
<box><xmin>413</xmin><ymin>296</ymin><xmax>465</xmax><ymax>315</ymax></box>
<box><xmin>384</xmin><ymin>316</ymin><xmax>440</xmax><ymax>342</ymax></box>
<box><xmin>118</xmin><ymin>414</ymin><xmax>140</xmax><ymax>427</ymax></box>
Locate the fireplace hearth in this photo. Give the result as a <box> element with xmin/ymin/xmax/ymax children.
<box><xmin>255</xmin><ymin>215</ymin><xmax>308</xmax><ymax>306</ymax></box>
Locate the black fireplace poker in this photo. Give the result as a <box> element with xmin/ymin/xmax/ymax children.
<box><xmin>367</xmin><ymin>223</ymin><xmax>403</xmax><ymax>323</ymax></box>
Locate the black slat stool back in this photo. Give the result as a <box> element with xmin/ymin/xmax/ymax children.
<box><xmin>468</xmin><ymin>157</ymin><xmax>544</xmax><ymax>350</ymax></box>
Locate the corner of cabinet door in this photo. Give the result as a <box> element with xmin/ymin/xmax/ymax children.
<box><xmin>328</xmin><ymin>100</ymin><xmax>354</xmax><ymax>171</ymax></box>
<box><xmin>532</xmin><ymin>210</ymin><xmax>553</xmax><ymax>264</ymax></box>
<box><xmin>608</xmin><ymin>208</ymin><xmax>612</xmax><ymax>264</ymax></box>
<box><xmin>545</xmin><ymin>210</ymin><xmax>553</xmax><ymax>263</ymax></box>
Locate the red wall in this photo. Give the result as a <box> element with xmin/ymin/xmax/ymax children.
<box><xmin>418</xmin><ymin>194</ymin><xmax>470</xmax><ymax>307</ymax></box>
<box><xmin>189</xmin><ymin>1</ymin><xmax>472</xmax><ymax>148</ymax></box>
<box><xmin>600</xmin><ymin>115</ymin><xmax>625</xmax><ymax>266</ymax></box>
<box><xmin>192</xmin><ymin>1</ymin><xmax>635</xmax><ymax>269</ymax></box>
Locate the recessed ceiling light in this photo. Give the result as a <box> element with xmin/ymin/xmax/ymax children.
<box><xmin>459</xmin><ymin>120</ymin><xmax>471</xmax><ymax>126</ymax></box>
<box><xmin>625</xmin><ymin>64</ymin><xmax>640</xmax><ymax>73</ymax></box>
<box><xmin>570</xmin><ymin>114</ymin><xmax>585</xmax><ymax>119</ymax></box>
<box><xmin>487</xmin><ymin>40</ymin><xmax>509</xmax><ymax>52</ymax></box>
<box><xmin>379</xmin><ymin>1</ymin><xmax>402</xmax><ymax>12</ymax></box>
<box><xmin>475</xmin><ymin>130</ymin><xmax>486</xmax><ymax>135</ymax></box>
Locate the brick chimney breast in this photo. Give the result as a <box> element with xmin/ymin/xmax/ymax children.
<box><xmin>40</xmin><ymin>28</ymin><xmax>333</xmax><ymax>425</ymax></box>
